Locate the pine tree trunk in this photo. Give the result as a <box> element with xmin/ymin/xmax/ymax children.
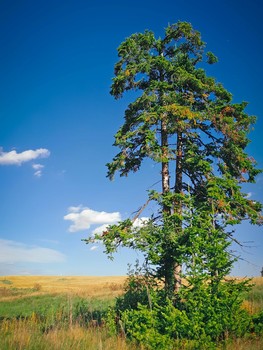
<box><xmin>174</xmin><ymin>131</ymin><xmax>183</xmax><ymax>293</ymax></box>
<box><xmin>161</xmin><ymin>117</ymin><xmax>174</xmax><ymax>293</ymax></box>
<box><xmin>161</xmin><ymin>118</ymin><xmax>170</xmax><ymax>196</ymax></box>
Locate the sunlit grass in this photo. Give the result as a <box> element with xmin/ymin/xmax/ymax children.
<box><xmin>242</xmin><ymin>277</ymin><xmax>263</xmax><ymax>314</ymax></box>
<box><xmin>0</xmin><ymin>319</ymin><xmax>138</xmax><ymax>350</ymax></box>
<box><xmin>0</xmin><ymin>275</ymin><xmax>126</xmax><ymax>301</ymax></box>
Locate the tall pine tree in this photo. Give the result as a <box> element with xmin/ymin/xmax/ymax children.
<box><xmin>85</xmin><ymin>22</ymin><xmax>262</xmax><ymax>297</ymax></box>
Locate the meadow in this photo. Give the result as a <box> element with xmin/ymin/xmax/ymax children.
<box><xmin>0</xmin><ymin>276</ymin><xmax>262</xmax><ymax>349</ymax></box>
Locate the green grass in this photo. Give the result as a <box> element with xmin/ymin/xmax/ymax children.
<box><xmin>0</xmin><ymin>294</ymin><xmax>67</xmax><ymax>319</ymax></box>
<box><xmin>0</xmin><ymin>293</ymin><xmax>115</xmax><ymax>326</ymax></box>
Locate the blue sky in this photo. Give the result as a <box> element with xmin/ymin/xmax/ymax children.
<box><xmin>0</xmin><ymin>0</ymin><xmax>262</xmax><ymax>277</ymax></box>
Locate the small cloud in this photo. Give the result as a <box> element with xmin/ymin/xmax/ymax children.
<box><xmin>32</xmin><ymin>163</ymin><xmax>44</xmax><ymax>177</ymax></box>
<box><xmin>0</xmin><ymin>239</ymin><xmax>66</xmax><ymax>263</ymax></box>
<box><xmin>32</xmin><ymin>163</ymin><xmax>44</xmax><ymax>170</ymax></box>
<box><xmin>68</xmin><ymin>205</ymin><xmax>84</xmax><ymax>213</ymax></box>
<box><xmin>64</xmin><ymin>206</ymin><xmax>121</xmax><ymax>233</ymax></box>
<box><xmin>245</xmin><ymin>192</ymin><xmax>253</xmax><ymax>199</ymax></box>
<box><xmin>34</xmin><ymin>170</ymin><xmax>42</xmax><ymax>177</ymax></box>
<box><xmin>90</xmin><ymin>246</ymin><xmax>99</xmax><ymax>251</ymax></box>
<box><xmin>0</xmin><ymin>148</ymin><xmax>50</xmax><ymax>166</ymax></box>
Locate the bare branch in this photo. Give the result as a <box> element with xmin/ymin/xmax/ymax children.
<box><xmin>131</xmin><ymin>197</ymin><xmax>152</xmax><ymax>223</ymax></box>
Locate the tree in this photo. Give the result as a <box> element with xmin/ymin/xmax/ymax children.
<box><xmin>85</xmin><ymin>22</ymin><xmax>262</xmax><ymax>298</ymax></box>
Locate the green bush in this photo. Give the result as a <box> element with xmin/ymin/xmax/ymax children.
<box><xmin>108</xmin><ymin>272</ymin><xmax>255</xmax><ymax>350</ymax></box>
<box><xmin>178</xmin><ymin>279</ymin><xmax>252</xmax><ymax>341</ymax></box>
<box><xmin>121</xmin><ymin>304</ymin><xmax>173</xmax><ymax>350</ymax></box>
<box><xmin>251</xmin><ymin>310</ymin><xmax>263</xmax><ymax>335</ymax></box>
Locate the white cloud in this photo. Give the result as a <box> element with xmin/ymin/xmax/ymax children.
<box><xmin>64</xmin><ymin>206</ymin><xmax>121</xmax><ymax>233</ymax></box>
<box><xmin>133</xmin><ymin>217</ymin><xmax>149</xmax><ymax>228</ymax></box>
<box><xmin>245</xmin><ymin>192</ymin><xmax>253</xmax><ymax>199</ymax></box>
<box><xmin>0</xmin><ymin>239</ymin><xmax>65</xmax><ymax>263</ymax></box>
<box><xmin>90</xmin><ymin>246</ymin><xmax>99</xmax><ymax>251</ymax></box>
<box><xmin>34</xmin><ymin>170</ymin><xmax>42</xmax><ymax>177</ymax></box>
<box><xmin>32</xmin><ymin>163</ymin><xmax>44</xmax><ymax>177</ymax></box>
<box><xmin>32</xmin><ymin>163</ymin><xmax>44</xmax><ymax>170</ymax></box>
<box><xmin>0</xmin><ymin>148</ymin><xmax>50</xmax><ymax>166</ymax></box>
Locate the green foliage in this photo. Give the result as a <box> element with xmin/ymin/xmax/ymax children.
<box><xmin>122</xmin><ymin>304</ymin><xmax>173</xmax><ymax>350</ymax></box>
<box><xmin>251</xmin><ymin>310</ymin><xmax>263</xmax><ymax>335</ymax></box>
<box><xmin>180</xmin><ymin>279</ymin><xmax>252</xmax><ymax>340</ymax></box>
<box><xmin>109</xmin><ymin>266</ymin><xmax>255</xmax><ymax>349</ymax></box>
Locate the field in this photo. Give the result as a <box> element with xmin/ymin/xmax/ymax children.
<box><xmin>0</xmin><ymin>276</ymin><xmax>262</xmax><ymax>349</ymax></box>
<box><xmin>0</xmin><ymin>275</ymin><xmax>127</xmax><ymax>300</ymax></box>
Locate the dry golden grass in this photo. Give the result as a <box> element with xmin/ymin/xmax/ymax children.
<box><xmin>0</xmin><ymin>275</ymin><xmax>127</xmax><ymax>301</ymax></box>
<box><xmin>223</xmin><ymin>337</ymin><xmax>263</xmax><ymax>350</ymax></box>
<box><xmin>228</xmin><ymin>276</ymin><xmax>263</xmax><ymax>283</ymax></box>
<box><xmin>44</xmin><ymin>325</ymin><xmax>138</xmax><ymax>350</ymax></box>
<box><xmin>249</xmin><ymin>276</ymin><xmax>263</xmax><ymax>285</ymax></box>
<box><xmin>0</xmin><ymin>318</ymin><xmax>138</xmax><ymax>350</ymax></box>
<box><xmin>1</xmin><ymin>275</ymin><xmax>262</xmax><ymax>298</ymax></box>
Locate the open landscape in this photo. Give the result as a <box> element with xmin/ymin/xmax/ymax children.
<box><xmin>1</xmin><ymin>2</ymin><xmax>263</xmax><ymax>350</ymax></box>
<box><xmin>0</xmin><ymin>275</ymin><xmax>262</xmax><ymax>349</ymax></box>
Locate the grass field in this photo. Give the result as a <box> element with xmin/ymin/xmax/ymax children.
<box><xmin>0</xmin><ymin>275</ymin><xmax>262</xmax><ymax>349</ymax></box>
<box><xmin>0</xmin><ymin>275</ymin><xmax>126</xmax><ymax>299</ymax></box>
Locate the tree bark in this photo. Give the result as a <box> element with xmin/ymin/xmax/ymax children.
<box><xmin>161</xmin><ymin>116</ymin><xmax>174</xmax><ymax>293</ymax></box>
<box><xmin>174</xmin><ymin>131</ymin><xmax>183</xmax><ymax>293</ymax></box>
<box><xmin>161</xmin><ymin>118</ymin><xmax>170</xmax><ymax>196</ymax></box>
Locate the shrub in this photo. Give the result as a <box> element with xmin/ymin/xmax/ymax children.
<box><xmin>108</xmin><ymin>269</ymin><xmax>255</xmax><ymax>349</ymax></box>
<box><xmin>251</xmin><ymin>310</ymin><xmax>263</xmax><ymax>335</ymax></box>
